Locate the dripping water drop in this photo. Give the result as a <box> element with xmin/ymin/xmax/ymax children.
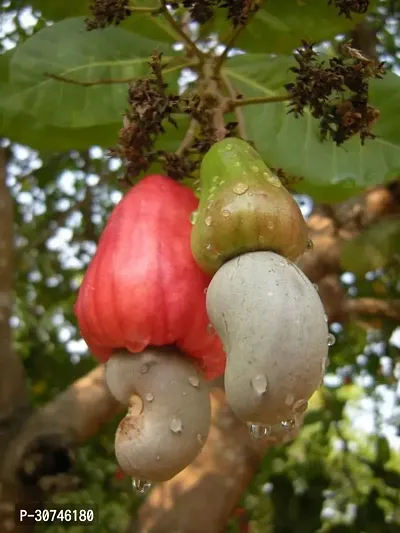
<box><xmin>281</xmin><ymin>418</ymin><xmax>296</xmax><ymax>431</ymax></box>
<box><xmin>248</xmin><ymin>423</ymin><xmax>271</xmax><ymax>439</ymax></box>
<box><xmin>190</xmin><ymin>210</ymin><xmax>199</xmax><ymax>225</ymax></box>
<box><xmin>285</xmin><ymin>393</ymin><xmax>294</xmax><ymax>406</ymax></box>
<box><xmin>327</xmin><ymin>333</ymin><xmax>336</xmax><ymax>347</ymax></box>
<box><xmin>251</xmin><ymin>374</ymin><xmax>268</xmax><ymax>395</ymax></box>
<box><xmin>170</xmin><ymin>417</ymin><xmax>183</xmax><ymax>434</ymax></box>
<box><xmin>188</xmin><ymin>375</ymin><xmax>200</xmax><ymax>387</ymax></box>
<box><xmin>233</xmin><ymin>182</ymin><xmax>249</xmax><ymax>195</ymax></box>
<box><xmin>293</xmin><ymin>399</ymin><xmax>308</xmax><ymax>413</ymax></box>
<box><xmin>132</xmin><ymin>479</ymin><xmax>152</xmax><ymax>494</ymax></box>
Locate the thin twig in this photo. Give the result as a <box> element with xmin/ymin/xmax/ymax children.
<box><xmin>221</xmin><ymin>73</ymin><xmax>247</xmax><ymax>139</ymax></box>
<box><xmin>160</xmin><ymin>1</ymin><xmax>204</xmax><ymax>61</ymax></box>
<box><xmin>229</xmin><ymin>94</ymin><xmax>291</xmax><ymax>109</ymax></box>
<box><xmin>176</xmin><ymin>118</ymin><xmax>198</xmax><ymax>157</ymax></box>
<box><xmin>44</xmin><ymin>61</ymin><xmax>195</xmax><ymax>87</ymax></box>
<box><xmin>128</xmin><ymin>4</ymin><xmax>158</xmax><ymax>13</ymax></box>
<box><xmin>214</xmin><ymin>0</ymin><xmax>263</xmax><ymax>73</ymax></box>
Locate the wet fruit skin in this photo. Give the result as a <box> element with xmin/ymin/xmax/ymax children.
<box><xmin>191</xmin><ymin>138</ymin><xmax>308</xmax><ymax>276</ymax></box>
<box><xmin>74</xmin><ymin>174</ymin><xmax>225</xmax><ymax>380</ymax></box>
<box><xmin>206</xmin><ymin>251</ymin><xmax>329</xmax><ymax>426</ymax></box>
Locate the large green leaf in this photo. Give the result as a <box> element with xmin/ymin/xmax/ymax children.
<box><xmin>200</xmin><ymin>0</ymin><xmax>370</xmax><ymax>54</ymax></box>
<box><xmin>0</xmin><ymin>18</ymin><xmax>185</xmax><ymax>150</ymax></box>
<box><xmin>340</xmin><ymin>220</ymin><xmax>400</xmax><ymax>276</ymax></box>
<box><xmin>29</xmin><ymin>0</ymin><xmax>178</xmax><ymax>44</ymax></box>
<box><xmin>223</xmin><ymin>54</ymin><xmax>400</xmax><ymax>202</ymax></box>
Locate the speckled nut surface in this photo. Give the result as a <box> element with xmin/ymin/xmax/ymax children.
<box><xmin>206</xmin><ymin>251</ymin><xmax>328</xmax><ymax>426</ymax></box>
<box><xmin>105</xmin><ymin>348</ymin><xmax>211</xmax><ymax>482</ymax></box>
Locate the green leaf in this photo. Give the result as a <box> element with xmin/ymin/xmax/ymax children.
<box><xmin>223</xmin><ymin>54</ymin><xmax>400</xmax><ymax>202</ymax></box>
<box><xmin>0</xmin><ymin>18</ymin><xmax>184</xmax><ymax>150</ymax></box>
<box><xmin>200</xmin><ymin>0</ymin><xmax>370</xmax><ymax>54</ymax></box>
<box><xmin>340</xmin><ymin>220</ymin><xmax>400</xmax><ymax>276</ymax></box>
<box><xmin>376</xmin><ymin>436</ymin><xmax>391</xmax><ymax>465</ymax></box>
<box><xmin>29</xmin><ymin>0</ymin><xmax>178</xmax><ymax>44</ymax></box>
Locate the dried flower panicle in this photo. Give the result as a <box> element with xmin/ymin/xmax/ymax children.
<box><xmin>168</xmin><ymin>0</ymin><xmax>259</xmax><ymax>26</ymax></box>
<box><xmin>86</xmin><ymin>0</ymin><xmax>131</xmax><ymax>30</ymax></box>
<box><xmin>285</xmin><ymin>41</ymin><xmax>385</xmax><ymax>145</ymax></box>
<box><xmin>111</xmin><ymin>53</ymin><xmax>182</xmax><ymax>180</ymax></box>
<box><xmin>328</xmin><ymin>0</ymin><xmax>370</xmax><ymax>19</ymax></box>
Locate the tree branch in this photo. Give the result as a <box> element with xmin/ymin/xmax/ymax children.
<box><xmin>159</xmin><ymin>2</ymin><xmax>204</xmax><ymax>61</ymax></box>
<box><xmin>228</xmin><ymin>94</ymin><xmax>291</xmax><ymax>109</ymax></box>
<box><xmin>344</xmin><ymin>298</ymin><xmax>400</xmax><ymax>322</ymax></box>
<box><xmin>0</xmin><ymin>148</ymin><xmax>28</xmax><ymax>433</ymax></box>
<box><xmin>221</xmin><ymin>73</ymin><xmax>247</xmax><ymax>139</ymax></box>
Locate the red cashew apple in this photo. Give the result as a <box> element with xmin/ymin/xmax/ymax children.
<box><xmin>74</xmin><ymin>175</ymin><xmax>225</xmax><ymax>483</ymax></box>
<box><xmin>74</xmin><ymin>174</ymin><xmax>225</xmax><ymax>380</ymax></box>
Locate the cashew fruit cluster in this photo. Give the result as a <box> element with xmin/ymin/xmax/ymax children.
<box><xmin>191</xmin><ymin>138</ymin><xmax>329</xmax><ymax>430</ymax></box>
<box><xmin>75</xmin><ymin>175</ymin><xmax>225</xmax><ymax>485</ymax></box>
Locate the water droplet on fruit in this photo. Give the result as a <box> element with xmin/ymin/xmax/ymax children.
<box><xmin>225</xmin><ymin>143</ymin><xmax>233</xmax><ymax>151</ymax></box>
<box><xmin>268</xmin><ymin>176</ymin><xmax>281</xmax><ymax>188</ymax></box>
<box><xmin>221</xmin><ymin>209</ymin><xmax>231</xmax><ymax>218</ymax></box>
<box><xmin>233</xmin><ymin>182</ymin><xmax>248</xmax><ymax>195</ymax></box>
<box><xmin>293</xmin><ymin>399</ymin><xmax>308</xmax><ymax>413</ymax></box>
<box><xmin>156</xmin><ymin>455</ymin><xmax>160</xmax><ymax>461</ymax></box>
<box><xmin>210</xmin><ymin>186</ymin><xmax>216</xmax><ymax>194</ymax></box>
<box><xmin>248</xmin><ymin>191</ymin><xmax>253</xmax><ymax>196</ymax></box>
<box><xmin>170</xmin><ymin>417</ymin><xmax>183</xmax><ymax>434</ymax></box>
<box><xmin>281</xmin><ymin>418</ymin><xmax>296</xmax><ymax>431</ymax></box>
<box><xmin>248</xmin><ymin>423</ymin><xmax>271</xmax><ymax>439</ymax></box>
<box><xmin>188</xmin><ymin>375</ymin><xmax>199</xmax><ymax>387</ymax></box>
<box><xmin>285</xmin><ymin>393</ymin><xmax>294</xmax><ymax>406</ymax></box>
<box><xmin>207</xmin><ymin>322</ymin><xmax>216</xmax><ymax>335</ymax></box>
<box><xmin>251</xmin><ymin>374</ymin><xmax>268</xmax><ymax>395</ymax></box>
<box><xmin>182</xmin><ymin>391</ymin><xmax>187</xmax><ymax>396</ymax></box>
<box><xmin>197</xmin><ymin>433</ymin><xmax>204</xmax><ymax>445</ymax></box>
<box><xmin>306</xmin><ymin>239</ymin><xmax>314</xmax><ymax>250</ymax></box>
<box><xmin>258</xmin><ymin>235</ymin><xmax>265</xmax><ymax>245</ymax></box>
<box><xmin>267</xmin><ymin>220</ymin><xmax>274</xmax><ymax>229</ymax></box>
<box><xmin>190</xmin><ymin>210</ymin><xmax>198</xmax><ymax>225</ymax></box>
<box><xmin>251</xmin><ymin>165</ymin><xmax>259</xmax><ymax>173</ymax></box>
<box><xmin>205</xmin><ymin>216</ymin><xmax>213</xmax><ymax>226</ymax></box>
<box><xmin>327</xmin><ymin>333</ymin><xmax>336</xmax><ymax>346</ymax></box>
<box><xmin>141</xmin><ymin>364</ymin><xmax>149</xmax><ymax>374</ymax></box>
<box><xmin>212</xmin><ymin>175</ymin><xmax>220</xmax><ymax>183</ymax></box>
<box><xmin>145</xmin><ymin>392</ymin><xmax>154</xmax><ymax>402</ymax></box>
<box><xmin>132</xmin><ymin>479</ymin><xmax>152</xmax><ymax>494</ymax></box>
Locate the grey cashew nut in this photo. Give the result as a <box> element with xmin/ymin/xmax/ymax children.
<box><xmin>105</xmin><ymin>347</ymin><xmax>211</xmax><ymax>482</ymax></box>
<box><xmin>206</xmin><ymin>251</ymin><xmax>328</xmax><ymax>426</ymax></box>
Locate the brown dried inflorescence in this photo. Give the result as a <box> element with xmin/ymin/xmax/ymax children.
<box><xmin>86</xmin><ymin>0</ymin><xmax>131</xmax><ymax>30</ymax></box>
<box><xmin>111</xmin><ymin>53</ymin><xmax>182</xmax><ymax>181</ymax></box>
<box><xmin>328</xmin><ymin>0</ymin><xmax>370</xmax><ymax>19</ymax></box>
<box><xmin>285</xmin><ymin>41</ymin><xmax>385</xmax><ymax>145</ymax></box>
<box><xmin>168</xmin><ymin>0</ymin><xmax>259</xmax><ymax>26</ymax></box>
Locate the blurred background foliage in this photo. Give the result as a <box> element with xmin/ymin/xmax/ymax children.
<box><xmin>0</xmin><ymin>0</ymin><xmax>400</xmax><ymax>532</ymax></box>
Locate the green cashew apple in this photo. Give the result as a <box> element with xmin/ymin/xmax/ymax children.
<box><xmin>206</xmin><ymin>251</ymin><xmax>329</xmax><ymax>427</ymax></box>
<box><xmin>191</xmin><ymin>138</ymin><xmax>308</xmax><ymax>275</ymax></box>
